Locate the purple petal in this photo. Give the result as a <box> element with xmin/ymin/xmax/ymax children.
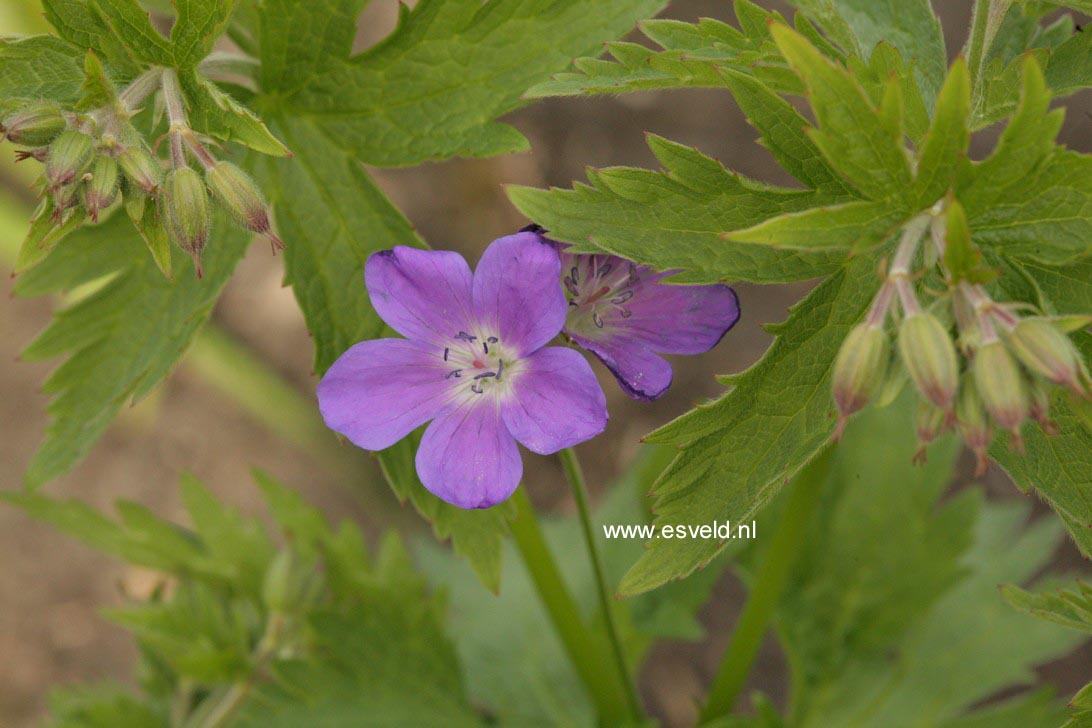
<box><xmin>317</xmin><ymin>338</ymin><xmax>454</xmax><ymax>450</ymax></box>
<box><xmin>604</xmin><ymin>276</ymin><xmax>740</xmax><ymax>355</ymax></box>
<box><xmin>365</xmin><ymin>246</ymin><xmax>475</xmax><ymax>345</ymax></box>
<box><xmin>472</xmin><ymin>232</ymin><xmax>566</xmax><ymax>355</ymax></box>
<box><xmin>416</xmin><ymin>399</ymin><xmax>523</xmax><ymax>509</ymax></box>
<box><xmin>569</xmin><ymin>333</ymin><xmax>674</xmax><ymax>402</ymax></box>
<box><xmin>501</xmin><ymin>347</ymin><xmax>608</xmax><ymax>454</ymax></box>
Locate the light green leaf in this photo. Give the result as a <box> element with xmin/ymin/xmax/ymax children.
<box><xmin>507</xmin><ymin>135</ymin><xmax>849</xmax><ymax>284</ymax></box>
<box><xmin>717</xmin><ymin>67</ymin><xmax>851</xmax><ymax>194</ymax></box>
<box><xmin>378</xmin><ymin>435</ymin><xmax>514</xmax><ymax>594</ymax></box>
<box><xmin>170</xmin><ymin>0</ymin><xmax>235</xmax><ymax>68</ymax></box>
<box><xmin>91</xmin><ymin>0</ymin><xmax>175</xmax><ymax>66</ymax></box>
<box><xmin>178</xmin><ymin>69</ymin><xmax>290</xmax><ymax>156</ymax></box>
<box><xmin>619</xmin><ymin>255</ymin><xmax>879</xmax><ymax>594</ymax></box>
<box><xmin>264</xmin><ymin>0</ymin><xmax>669</xmax><ymax>165</ymax></box>
<box><xmin>75</xmin><ymin>49</ymin><xmax>118</xmax><ymax>111</ymax></box>
<box><xmin>913</xmin><ymin>58</ymin><xmax>970</xmax><ymax>207</ymax></box>
<box><xmin>1003</xmin><ymin>580</ymin><xmax>1092</xmax><ymax>634</ymax></box>
<box><xmin>769</xmin><ymin>23</ymin><xmax>912</xmax><ymax>202</ymax></box>
<box><xmin>45</xmin><ymin>685</ymin><xmax>163</xmax><ymax>728</ymax></box>
<box><xmin>943</xmin><ymin>198</ymin><xmax>993</xmax><ymax>284</ymax></box>
<box><xmin>524</xmin><ymin>2</ymin><xmax>799</xmax><ymax>99</ymax></box>
<box><xmin>725</xmin><ymin>199</ymin><xmax>907</xmax><ymax>251</ymax></box>
<box><xmin>124</xmin><ymin>194</ymin><xmax>173</xmax><ymax>279</ymax></box>
<box><xmin>0</xmin><ymin>35</ymin><xmax>84</xmax><ymax>102</ymax></box>
<box><xmin>14</xmin><ymin>212</ymin><xmax>252</xmax><ymax>487</ymax></box>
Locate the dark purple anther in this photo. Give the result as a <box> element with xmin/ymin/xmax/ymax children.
<box><xmin>445</xmin><ymin>370</ymin><xmax>462</xmax><ymax>379</ymax></box>
<box><xmin>611</xmin><ymin>291</ymin><xmax>633</xmax><ymax>304</ymax></box>
<box><xmin>474</xmin><ymin>372</ymin><xmax>496</xmax><ymax>380</ymax></box>
<box><xmin>443</xmin><ymin>348</ymin><xmax>449</xmax><ymax>361</ymax></box>
<box><xmin>487</xmin><ymin>336</ymin><xmax>499</xmax><ymax>343</ymax></box>
<box><xmin>456</xmin><ymin>331</ymin><xmax>477</xmax><ymax>342</ymax></box>
<box><xmin>470</xmin><ymin>384</ymin><xmax>484</xmax><ymax>394</ymax></box>
<box><xmin>496</xmin><ymin>360</ymin><xmax>504</xmax><ymax>381</ymax></box>
<box><xmin>483</xmin><ymin>341</ymin><xmax>489</xmax><ymax>354</ymax></box>
<box><xmin>593</xmin><ymin>312</ymin><xmax>604</xmax><ymax>329</ymax></box>
<box><xmin>571</xmin><ymin>266</ymin><xmax>579</xmax><ymax>285</ymax></box>
<box><xmin>597</xmin><ymin>263</ymin><xmax>611</xmax><ymax>277</ymax></box>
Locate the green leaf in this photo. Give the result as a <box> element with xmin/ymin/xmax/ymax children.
<box><xmin>769</xmin><ymin>24</ymin><xmax>912</xmax><ymax>202</ymax></box>
<box><xmin>257</xmin><ymin>0</ymin><xmax>366</xmax><ymax>98</ymax></box>
<box><xmin>619</xmin><ymin>255</ymin><xmax>879</xmax><ymax>594</ymax></box>
<box><xmin>76</xmin><ymin>49</ymin><xmax>119</xmax><ymax>111</ymax></box>
<box><xmin>124</xmin><ymin>195</ymin><xmax>173</xmax><ymax>279</ymax></box>
<box><xmin>1020</xmin><ymin>258</ymin><xmax>1092</xmax><ymax>315</ymax></box>
<box><xmin>524</xmin><ymin>2</ymin><xmax>799</xmax><ymax>99</ymax></box>
<box><xmin>792</xmin><ymin>0</ymin><xmax>947</xmax><ymax>109</ymax></box>
<box><xmin>262</xmin><ymin>0</ymin><xmax>670</xmax><ymax>165</ymax></box>
<box><xmin>257</xmin><ymin>117</ymin><xmax>423</xmax><ymax>374</ymax></box>
<box><xmin>418</xmin><ymin>447</ymin><xmax>723</xmax><ymax>726</ymax></box>
<box><xmin>725</xmin><ymin>199</ymin><xmax>907</xmax><ymax>251</ymax></box>
<box><xmin>14</xmin><ymin>212</ymin><xmax>252</xmax><ymax>487</ymax></box>
<box><xmin>46</xmin><ymin>685</ymin><xmax>163</xmax><ymax>728</ymax></box>
<box><xmin>943</xmin><ymin>198</ymin><xmax>993</xmax><ymax>284</ymax></box>
<box><xmin>378</xmin><ymin>436</ymin><xmax>514</xmax><ymax>594</ymax></box>
<box><xmin>170</xmin><ymin>0</ymin><xmax>235</xmax><ymax>68</ymax></box>
<box><xmin>913</xmin><ymin>58</ymin><xmax>970</xmax><ymax>207</ymax></box>
<box><xmin>41</xmin><ymin>0</ymin><xmax>142</xmax><ymax>74</ymax></box>
<box><xmin>0</xmin><ymin>35</ymin><xmax>84</xmax><ymax>102</ymax></box>
<box><xmin>758</xmin><ymin>400</ymin><xmax>1079</xmax><ymax>727</ymax></box>
<box><xmin>507</xmin><ymin>135</ymin><xmax>849</xmax><ymax>284</ymax></box>
<box><xmin>91</xmin><ymin>0</ymin><xmax>175</xmax><ymax>66</ymax></box>
<box><xmin>717</xmin><ymin>68</ymin><xmax>851</xmax><ymax>194</ymax></box>
<box><xmin>178</xmin><ymin>70</ymin><xmax>290</xmax><ymax>157</ymax></box>
<box><xmin>1003</xmin><ymin>580</ymin><xmax>1092</xmax><ymax>634</ymax></box>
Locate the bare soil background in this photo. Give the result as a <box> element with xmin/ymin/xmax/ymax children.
<box><xmin>1</xmin><ymin>1</ymin><xmax>1089</xmax><ymax>726</ymax></box>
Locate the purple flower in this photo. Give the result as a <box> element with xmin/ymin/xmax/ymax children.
<box><xmin>317</xmin><ymin>233</ymin><xmax>608</xmax><ymax>509</ymax></box>
<box><xmin>523</xmin><ymin>226</ymin><xmax>740</xmax><ymax>401</ymax></box>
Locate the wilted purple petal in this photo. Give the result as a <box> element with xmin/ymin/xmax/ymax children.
<box><xmin>472</xmin><ymin>232</ymin><xmax>566</xmax><ymax>356</ymax></box>
<box><xmin>568</xmin><ymin>333</ymin><xmax>674</xmax><ymax>401</ymax></box>
<box><xmin>501</xmin><ymin>346</ymin><xmax>608</xmax><ymax>454</ymax></box>
<box><xmin>416</xmin><ymin>399</ymin><xmax>522</xmax><ymax>509</ymax></box>
<box><xmin>317</xmin><ymin>338</ymin><xmax>455</xmax><ymax>450</ymax></box>
<box><xmin>365</xmin><ymin>246</ymin><xmax>475</xmax><ymax>345</ymax></box>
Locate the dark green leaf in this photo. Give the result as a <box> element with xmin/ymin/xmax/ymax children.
<box><xmin>170</xmin><ymin>0</ymin><xmax>235</xmax><ymax>68</ymax></box>
<box><xmin>0</xmin><ymin>35</ymin><xmax>84</xmax><ymax>102</ymax></box>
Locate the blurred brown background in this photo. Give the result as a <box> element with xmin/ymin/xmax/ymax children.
<box><xmin>1</xmin><ymin>1</ymin><xmax>1090</xmax><ymax>726</ymax></box>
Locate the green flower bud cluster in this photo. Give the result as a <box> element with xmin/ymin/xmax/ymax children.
<box><xmin>831</xmin><ymin>213</ymin><xmax>1090</xmax><ymax>474</ymax></box>
<box><xmin>2</xmin><ymin>83</ymin><xmax>282</xmax><ymax>279</ymax></box>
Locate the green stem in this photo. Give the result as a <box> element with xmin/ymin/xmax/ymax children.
<box><xmin>698</xmin><ymin>449</ymin><xmax>833</xmax><ymax>724</ymax></box>
<box><xmin>559</xmin><ymin>447</ymin><xmax>642</xmax><ymax>720</ymax></box>
<box><xmin>509</xmin><ymin>488</ymin><xmax>632</xmax><ymax>725</ymax></box>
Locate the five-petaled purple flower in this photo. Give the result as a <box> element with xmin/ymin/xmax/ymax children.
<box><xmin>317</xmin><ymin>233</ymin><xmax>608</xmax><ymax>509</ymax></box>
<box><xmin>524</xmin><ymin>226</ymin><xmax>741</xmax><ymax>401</ymax></box>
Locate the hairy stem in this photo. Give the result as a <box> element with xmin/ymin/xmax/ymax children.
<box><xmin>509</xmin><ymin>487</ymin><xmax>633</xmax><ymax>725</ymax></box>
<box><xmin>117</xmin><ymin>68</ymin><xmax>164</xmax><ymax>115</ymax></box>
<box><xmin>698</xmin><ymin>449</ymin><xmax>832</xmax><ymax>723</ymax></box>
<box><xmin>559</xmin><ymin>447</ymin><xmax>643</xmax><ymax>720</ymax></box>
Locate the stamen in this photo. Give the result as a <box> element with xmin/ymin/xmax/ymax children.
<box><xmin>597</xmin><ymin>263</ymin><xmax>611</xmax><ymax>277</ymax></box>
<box><xmin>570</xmin><ymin>266</ymin><xmax>579</xmax><ymax>285</ymax></box>
<box><xmin>564</xmin><ymin>276</ymin><xmax>578</xmax><ymax>295</ymax></box>
<box><xmin>474</xmin><ymin>372</ymin><xmax>496</xmax><ymax>380</ymax></box>
<box><xmin>620</xmin><ymin>309</ymin><xmax>632</xmax><ymax>318</ymax></box>
<box><xmin>470</xmin><ymin>384</ymin><xmax>484</xmax><ymax>394</ymax></box>
<box><xmin>445</xmin><ymin>370</ymin><xmax>462</xmax><ymax>379</ymax></box>
<box><xmin>487</xmin><ymin>336</ymin><xmax>499</xmax><ymax>343</ymax></box>
<box><xmin>569</xmin><ymin>300</ymin><xmax>578</xmax><ymax>307</ymax></box>
<box><xmin>483</xmin><ymin>341</ymin><xmax>489</xmax><ymax>355</ymax></box>
<box><xmin>593</xmin><ymin>312</ymin><xmax>604</xmax><ymax>328</ymax></box>
<box><xmin>611</xmin><ymin>290</ymin><xmax>633</xmax><ymax>304</ymax></box>
<box><xmin>443</xmin><ymin>348</ymin><xmax>449</xmax><ymax>361</ymax></box>
<box><xmin>496</xmin><ymin>360</ymin><xmax>504</xmax><ymax>381</ymax></box>
<box><xmin>455</xmin><ymin>331</ymin><xmax>477</xmax><ymax>342</ymax></box>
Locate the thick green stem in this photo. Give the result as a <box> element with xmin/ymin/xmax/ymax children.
<box><xmin>509</xmin><ymin>488</ymin><xmax>632</xmax><ymax>725</ymax></box>
<box><xmin>698</xmin><ymin>449</ymin><xmax>833</xmax><ymax>724</ymax></box>
<box><xmin>559</xmin><ymin>447</ymin><xmax>643</xmax><ymax>720</ymax></box>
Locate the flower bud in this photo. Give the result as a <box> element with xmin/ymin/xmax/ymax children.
<box><xmin>1006</xmin><ymin>318</ymin><xmax>1089</xmax><ymax>397</ymax></box>
<box><xmin>955</xmin><ymin>375</ymin><xmax>991</xmax><ymax>477</ymax></box>
<box><xmin>81</xmin><ymin>156</ymin><xmax>119</xmax><ymax>223</ymax></box>
<box><xmin>51</xmin><ymin>183</ymin><xmax>79</xmax><ymax>222</ymax></box>
<box><xmin>45</xmin><ymin>130</ymin><xmax>94</xmax><ymax>189</ymax></box>
<box><xmin>162</xmin><ymin>167</ymin><xmax>210</xmax><ymax>278</ymax></box>
<box><xmin>205</xmin><ymin>161</ymin><xmax>284</xmax><ymax>250</ymax></box>
<box><xmin>118</xmin><ymin>145</ymin><xmax>162</xmax><ymax>195</ymax></box>
<box><xmin>898</xmin><ymin>312</ymin><xmax>959</xmax><ymax>411</ymax></box>
<box><xmin>831</xmin><ymin>322</ymin><xmax>889</xmax><ymax>439</ymax></box>
<box><xmin>913</xmin><ymin>399</ymin><xmax>948</xmax><ymax>465</ymax></box>
<box><xmin>2</xmin><ymin>103</ymin><xmax>65</xmax><ymax>146</ymax></box>
<box><xmin>1027</xmin><ymin>378</ymin><xmax>1059</xmax><ymax>436</ymax></box>
<box><xmin>972</xmin><ymin>340</ymin><xmax>1027</xmax><ymax>451</ymax></box>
